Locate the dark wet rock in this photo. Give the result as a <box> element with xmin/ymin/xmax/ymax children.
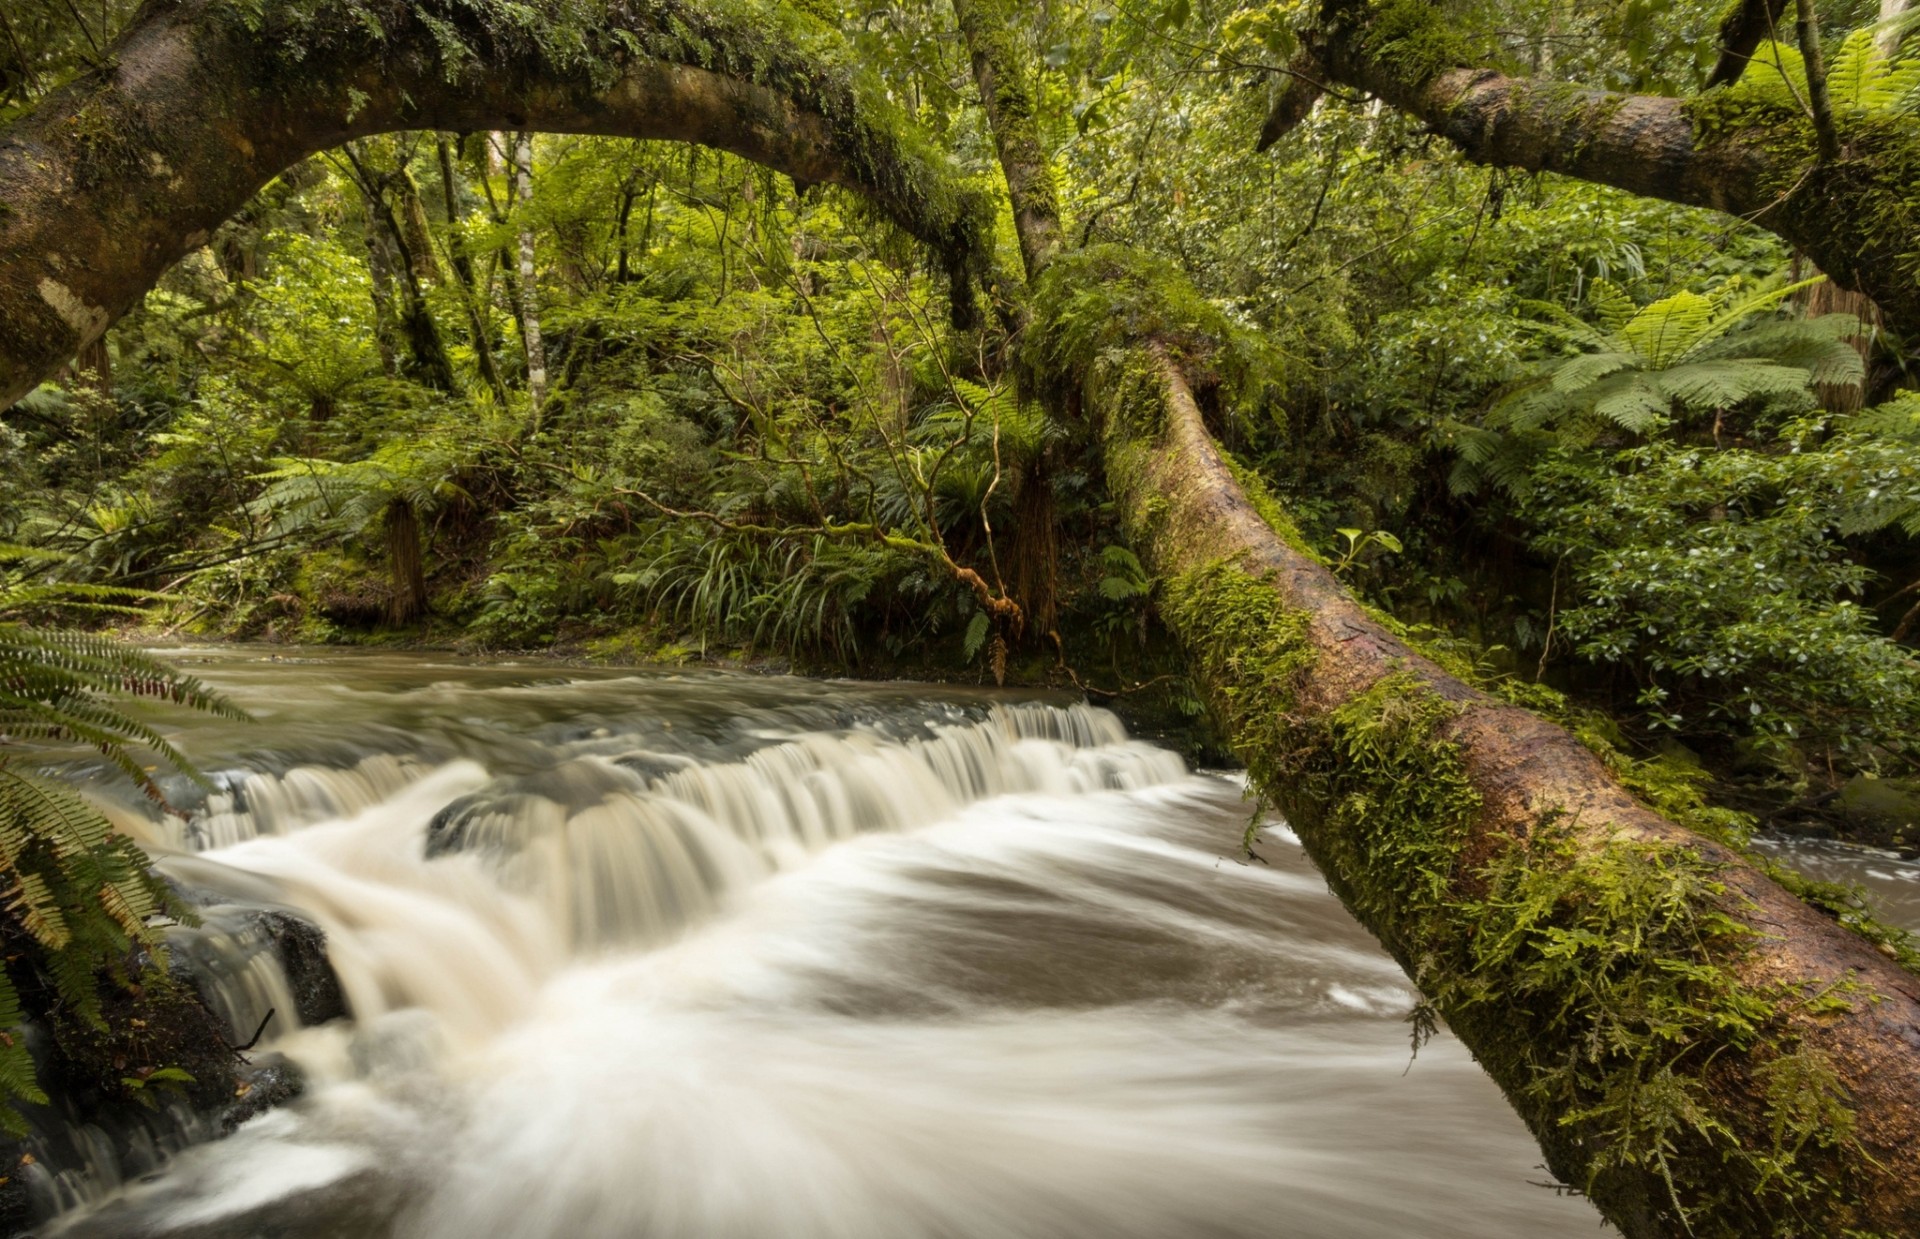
<box><xmin>46</xmin><ymin>1166</ymin><xmax>404</xmax><ymax>1239</ymax></box>
<box><xmin>219</xmin><ymin>1056</ymin><xmax>304</xmax><ymax>1136</ymax></box>
<box><xmin>168</xmin><ymin>908</ymin><xmax>347</xmax><ymax>1032</ymax></box>
<box><xmin>0</xmin><ymin>905</ymin><xmax>340</xmax><ymax>1237</ymax></box>
<box><xmin>255</xmin><ymin>913</ymin><xmax>347</xmax><ymax>1029</ymax></box>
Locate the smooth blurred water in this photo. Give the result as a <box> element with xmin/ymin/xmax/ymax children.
<box><xmin>45</xmin><ymin>648</ymin><xmax>1612</xmax><ymax>1238</ymax></box>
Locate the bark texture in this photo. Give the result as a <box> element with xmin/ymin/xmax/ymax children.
<box><xmin>1707</xmin><ymin>0</ymin><xmax>1792</xmax><ymax>87</ymax></box>
<box><xmin>954</xmin><ymin>1</ymin><xmax>1920</xmax><ymax>1234</ymax></box>
<box><xmin>0</xmin><ymin>0</ymin><xmax>987</xmax><ymax>410</ymax></box>
<box><xmin>949</xmin><ymin>0</ymin><xmax>1064</xmax><ymax>278</ymax></box>
<box><xmin>1269</xmin><ymin>1</ymin><xmax>1920</xmax><ymax>342</ymax></box>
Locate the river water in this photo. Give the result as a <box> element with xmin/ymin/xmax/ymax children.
<box><xmin>31</xmin><ymin>647</ymin><xmax>1910</xmax><ymax>1239</ymax></box>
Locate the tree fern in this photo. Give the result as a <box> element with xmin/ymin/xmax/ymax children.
<box><xmin>1457</xmin><ymin>278</ymin><xmax>1863</xmax><ymax>497</ymax></box>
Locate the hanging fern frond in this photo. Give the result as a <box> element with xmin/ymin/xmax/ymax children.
<box><xmin>0</xmin><ymin>560</ymin><xmax>243</xmax><ymax>1131</ymax></box>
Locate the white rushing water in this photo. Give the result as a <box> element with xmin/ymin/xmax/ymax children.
<box><xmin>44</xmin><ymin>650</ymin><xmax>1605</xmax><ymax>1238</ymax></box>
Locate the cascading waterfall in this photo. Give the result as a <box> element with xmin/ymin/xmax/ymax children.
<box><xmin>38</xmin><ymin>651</ymin><xmax>1615</xmax><ymax>1239</ymax></box>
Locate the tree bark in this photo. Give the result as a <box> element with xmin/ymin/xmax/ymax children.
<box><xmin>385</xmin><ymin>496</ymin><xmax>426</xmax><ymax>626</ymax></box>
<box><xmin>1263</xmin><ymin>1</ymin><xmax>1920</xmax><ymax>342</ymax></box>
<box><xmin>949</xmin><ymin>0</ymin><xmax>1064</xmax><ymax>279</ymax></box>
<box><xmin>1707</xmin><ymin>0</ymin><xmax>1791</xmax><ymax>87</ymax></box>
<box><xmin>511</xmin><ymin>131</ymin><xmax>548</xmax><ymax>425</ymax></box>
<box><xmin>956</xmin><ymin>2</ymin><xmax>1920</xmax><ymax>1234</ymax></box>
<box><xmin>0</xmin><ymin>0</ymin><xmax>987</xmax><ymax>410</ymax></box>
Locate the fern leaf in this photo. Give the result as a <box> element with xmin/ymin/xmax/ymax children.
<box><xmin>1624</xmin><ymin>292</ymin><xmax>1716</xmax><ymax>369</ymax></box>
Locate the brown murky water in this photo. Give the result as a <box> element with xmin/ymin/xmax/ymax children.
<box><xmin>41</xmin><ymin>648</ymin><xmax>1629</xmax><ymax>1237</ymax></box>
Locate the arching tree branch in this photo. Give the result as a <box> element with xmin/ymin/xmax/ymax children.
<box><xmin>1276</xmin><ymin>1</ymin><xmax>1920</xmax><ymax>340</ymax></box>
<box><xmin>0</xmin><ymin>0</ymin><xmax>990</xmax><ymax>410</ymax></box>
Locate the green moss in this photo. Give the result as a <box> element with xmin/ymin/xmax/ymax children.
<box><xmin>1160</xmin><ymin>560</ymin><xmax>1881</xmax><ymax>1232</ymax></box>
<box><xmin>1330</xmin><ymin>0</ymin><xmax>1474</xmax><ymax>86</ymax></box>
<box><xmin>1219</xmin><ymin>449</ymin><xmax>1323</xmax><ymax>562</ymax></box>
<box><xmin>59</xmin><ymin>95</ymin><xmax>150</xmax><ymax>190</ymax></box>
<box><xmin>1682</xmin><ymin>87</ymin><xmax>1920</xmax><ymax>333</ymax></box>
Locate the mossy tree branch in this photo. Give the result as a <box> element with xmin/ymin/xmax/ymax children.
<box><xmin>1266</xmin><ymin>0</ymin><xmax>1920</xmax><ymax>342</ymax></box>
<box><xmin>0</xmin><ymin>0</ymin><xmax>991</xmax><ymax>410</ymax></box>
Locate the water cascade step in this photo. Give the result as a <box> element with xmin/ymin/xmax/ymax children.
<box><xmin>23</xmin><ymin>651</ymin><xmax>1635</xmax><ymax>1238</ymax></box>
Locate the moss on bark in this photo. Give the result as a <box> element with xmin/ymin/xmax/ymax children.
<box><xmin>1027</xmin><ymin>243</ymin><xmax>1920</xmax><ymax>1238</ymax></box>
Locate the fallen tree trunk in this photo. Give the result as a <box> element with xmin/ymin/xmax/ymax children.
<box><xmin>0</xmin><ymin>0</ymin><xmax>986</xmax><ymax>410</ymax></box>
<box><xmin>952</xmin><ymin>2</ymin><xmax>1920</xmax><ymax>1234</ymax></box>
<box><xmin>1262</xmin><ymin>0</ymin><xmax>1920</xmax><ymax>342</ymax></box>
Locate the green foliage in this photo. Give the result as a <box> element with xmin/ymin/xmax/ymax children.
<box><xmin>0</xmin><ymin>568</ymin><xmax>242</xmax><ymax>1133</ymax></box>
<box><xmin>1517</xmin><ymin>434</ymin><xmax>1920</xmax><ymax>767</ymax></box>
<box><xmin>1726</xmin><ymin>29</ymin><xmax>1920</xmax><ymax>116</ymax></box>
<box><xmin>1458</xmin><ymin>277</ymin><xmax>1859</xmax><ymax>492</ymax></box>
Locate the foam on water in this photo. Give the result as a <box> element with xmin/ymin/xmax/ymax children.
<box><xmin>45</xmin><ymin>652</ymin><xmax>1606</xmax><ymax>1238</ymax></box>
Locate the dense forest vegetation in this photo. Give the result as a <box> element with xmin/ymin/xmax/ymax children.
<box><xmin>8</xmin><ymin>0</ymin><xmax>1920</xmax><ymax>1235</ymax></box>
<box><xmin>10</xmin><ymin>0</ymin><xmax>1920</xmax><ymax>823</ymax></box>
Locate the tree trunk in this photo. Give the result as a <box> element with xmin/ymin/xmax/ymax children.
<box><xmin>949</xmin><ymin>0</ymin><xmax>1064</xmax><ymax>280</ymax></box>
<box><xmin>1707</xmin><ymin>0</ymin><xmax>1791</xmax><ymax>87</ymax></box>
<box><xmin>436</xmin><ymin>135</ymin><xmax>511</xmax><ymax>408</ymax></box>
<box><xmin>956</xmin><ymin>2</ymin><xmax>1920</xmax><ymax>1234</ymax></box>
<box><xmin>66</xmin><ymin>334</ymin><xmax>110</xmax><ymax>395</ymax></box>
<box><xmin>344</xmin><ymin>142</ymin><xmax>459</xmax><ymax>392</ymax></box>
<box><xmin>1261</xmin><ymin>2</ymin><xmax>1920</xmax><ymax>342</ymax></box>
<box><xmin>385</xmin><ymin>497</ymin><xmax>427</xmax><ymax>627</ymax></box>
<box><xmin>0</xmin><ymin>0</ymin><xmax>987</xmax><ymax>411</ymax></box>
<box><xmin>1881</xmin><ymin>0</ymin><xmax>1912</xmax><ymax>58</ymax></box>
<box><xmin>512</xmin><ymin>131</ymin><xmax>548</xmax><ymax>426</ymax></box>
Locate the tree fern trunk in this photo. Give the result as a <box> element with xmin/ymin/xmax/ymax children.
<box><xmin>386</xmin><ymin>498</ymin><xmax>427</xmax><ymax>627</ymax></box>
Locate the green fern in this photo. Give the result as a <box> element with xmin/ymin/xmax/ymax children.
<box><xmin>1454</xmin><ymin>278</ymin><xmax>1863</xmax><ymax>497</ymax></box>
<box><xmin>0</xmin><ymin>567</ymin><xmax>243</xmax><ymax>1133</ymax></box>
<box><xmin>1728</xmin><ymin>29</ymin><xmax>1920</xmax><ymax>115</ymax></box>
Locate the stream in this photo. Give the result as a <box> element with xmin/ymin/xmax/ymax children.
<box><xmin>29</xmin><ymin>647</ymin><xmax>1917</xmax><ymax>1238</ymax></box>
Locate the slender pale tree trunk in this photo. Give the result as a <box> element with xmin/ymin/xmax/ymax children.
<box><xmin>512</xmin><ymin>131</ymin><xmax>548</xmax><ymax>429</ymax></box>
<box><xmin>1882</xmin><ymin>0</ymin><xmax>1912</xmax><ymax>56</ymax></box>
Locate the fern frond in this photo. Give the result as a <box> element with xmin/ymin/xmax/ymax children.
<box><xmin>1624</xmin><ymin>291</ymin><xmax>1717</xmax><ymax>368</ymax></box>
<box><xmin>1588</xmin><ymin>374</ymin><xmax>1673</xmax><ymax>433</ymax></box>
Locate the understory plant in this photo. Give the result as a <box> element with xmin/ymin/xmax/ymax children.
<box><xmin>0</xmin><ymin>554</ymin><xmax>242</xmax><ymax>1130</ymax></box>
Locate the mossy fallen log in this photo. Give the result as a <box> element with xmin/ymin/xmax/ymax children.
<box><xmin>946</xmin><ymin>0</ymin><xmax>1920</xmax><ymax>1230</ymax></box>
<box><xmin>1026</xmin><ymin>243</ymin><xmax>1920</xmax><ymax>1238</ymax></box>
